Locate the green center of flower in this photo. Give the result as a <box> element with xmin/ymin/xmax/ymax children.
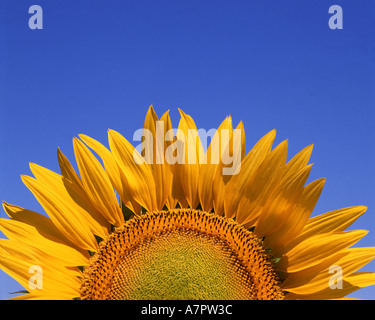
<box><xmin>110</xmin><ymin>229</ymin><xmax>253</xmax><ymax>300</ymax></box>
<box><xmin>80</xmin><ymin>209</ymin><xmax>284</xmax><ymax>300</ymax></box>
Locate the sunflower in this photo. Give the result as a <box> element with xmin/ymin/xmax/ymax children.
<box><xmin>1</xmin><ymin>105</ymin><xmax>374</xmax><ymax>300</ymax></box>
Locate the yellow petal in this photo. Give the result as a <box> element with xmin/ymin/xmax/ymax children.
<box><xmin>22</xmin><ymin>172</ymin><xmax>99</xmax><ymax>251</ymax></box>
<box><xmin>9</xmin><ymin>291</ymin><xmax>76</xmax><ymax>300</ymax></box>
<box><xmin>78</xmin><ymin>134</ymin><xmax>141</xmax><ymax>214</ymax></box>
<box><xmin>142</xmin><ymin>105</ymin><xmax>173</xmax><ymax>209</ymax></box>
<box><xmin>176</xmin><ymin>109</ymin><xmax>204</xmax><ymax>209</ymax></box>
<box><xmin>108</xmin><ymin>129</ymin><xmax>157</xmax><ymax>212</ymax></box>
<box><xmin>198</xmin><ymin>115</ymin><xmax>233</xmax><ymax>212</ymax></box>
<box><xmin>285</xmin><ymin>272</ymin><xmax>375</xmax><ymax>300</ymax></box>
<box><xmin>212</xmin><ymin>121</ymin><xmax>245</xmax><ymax>216</ymax></box>
<box><xmin>30</xmin><ymin>163</ymin><xmax>111</xmax><ymax>239</ymax></box>
<box><xmin>3</xmin><ymin>201</ymin><xmax>77</xmax><ymax>248</ymax></box>
<box><xmin>57</xmin><ymin>148</ymin><xmax>83</xmax><ymax>188</ymax></box>
<box><xmin>0</xmin><ymin>239</ymin><xmax>81</xmax><ymax>297</ymax></box>
<box><xmin>284</xmin><ymin>206</ymin><xmax>368</xmax><ymax>252</ymax></box>
<box><xmin>283</xmin><ymin>247</ymin><xmax>375</xmax><ymax>294</ymax></box>
<box><xmin>160</xmin><ymin>110</ymin><xmax>179</xmax><ymax>210</ymax></box>
<box><xmin>254</xmin><ymin>164</ymin><xmax>312</xmax><ymax>238</ymax></box>
<box><xmin>282</xmin><ymin>144</ymin><xmax>313</xmax><ymax>180</ymax></box>
<box><xmin>0</xmin><ymin>218</ymin><xmax>89</xmax><ymax>266</ymax></box>
<box><xmin>163</xmin><ymin>115</ymin><xmax>188</xmax><ymax>209</ymax></box>
<box><xmin>223</xmin><ymin>129</ymin><xmax>276</xmax><ymax>219</ymax></box>
<box><xmin>263</xmin><ymin>177</ymin><xmax>326</xmax><ymax>252</ymax></box>
<box><xmin>279</xmin><ymin>230</ymin><xmax>368</xmax><ymax>272</ymax></box>
<box><xmin>235</xmin><ymin>139</ymin><xmax>288</xmax><ymax>225</ymax></box>
<box><xmin>73</xmin><ymin>138</ymin><xmax>124</xmax><ymax>226</ymax></box>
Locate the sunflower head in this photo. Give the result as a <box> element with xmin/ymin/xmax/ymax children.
<box><xmin>80</xmin><ymin>209</ymin><xmax>284</xmax><ymax>300</ymax></box>
<box><xmin>0</xmin><ymin>105</ymin><xmax>374</xmax><ymax>300</ymax></box>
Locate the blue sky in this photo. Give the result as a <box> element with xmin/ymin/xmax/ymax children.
<box><xmin>0</xmin><ymin>0</ymin><xmax>374</xmax><ymax>299</ymax></box>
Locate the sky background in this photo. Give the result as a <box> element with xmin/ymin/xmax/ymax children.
<box><xmin>0</xmin><ymin>0</ymin><xmax>374</xmax><ymax>299</ymax></box>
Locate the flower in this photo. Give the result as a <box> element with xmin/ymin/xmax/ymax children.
<box><xmin>1</xmin><ymin>105</ymin><xmax>374</xmax><ymax>300</ymax></box>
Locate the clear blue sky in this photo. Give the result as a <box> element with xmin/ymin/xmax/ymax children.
<box><xmin>1</xmin><ymin>0</ymin><xmax>374</xmax><ymax>299</ymax></box>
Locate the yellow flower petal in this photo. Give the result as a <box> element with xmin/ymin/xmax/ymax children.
<box><xmin>198</xmin><ymin>115</ymin><xmax>233</xmax><ymax>212</ymax></box>
<box><xmin>160</xmin><ymin>110</ymin><xmax>181</xmax><ymax>210</ymax></box>
<box><xmin>142</xmin><ymin>105</ymin><xmax>173</xmax><ymax>209</ymax></box>
<box><xmin>263</xmin><ymin>177</ymin><xmax>326</xmax><ymax>253</ymax></box>
<box><xmin>30</xmin><ymin>163</ymin><xmax>111</xmax><ymax>238</ymax></box>
<box><xmin>108</xmin><ymin>129</ymin><xmax>157</xmax><ymax>212</ymax></box>
<box><xmin>283</xmin><ymin>247</ymin><xmax>375</xmax><ymax>294</ymax></box>
<box><xmin>282</xmin><ymin>144</ymin><xmax>313</xmax><ymax>180</ymax></box>
<box><xmin>0</xmin><ymin>218</ymin><xmax>89</xmax><ymax>266</ymax></box>
<box><xmin>3</xmin><ymin>201</ymin><xmax>76</xmax><ymax>247</ymax></box>
<box><xmin>279</xmin><ymin>230</ymin><xmax>368</xmax><ymax>272</ymax></box>
<box><xmin>254</xmin><ymin>164</ymin><xmax>313</xmax><ymax>238</ymax></box>
<box><xmin>285</xmin><ymin>272</ymin><xmax>375</xmax><ymax>300</ymax></box>
<box><xmin>223</xmin><ymin>129</ymin><xmax>276</xmax><ymax>219</ymax></box>
<box><xmin>78</xmin><ymin>134</ymin><xmax>141</xmax><ymax>214</ymax></box>
<box><xmin>176</xmin><ymin>109</ymin><xmax>203</xmax><ymax>209</ymax></box>
<box><xmin>212</xmin><ymin>121</ymin><xmax>245</xmax><ymax>216</ymax></box>
<box><xmin>73</xmin><ymin>138</ymin><xmax>124</xmax><ymax>226</ymax></box>
<box><xmin>57</xmin><ymin>148</ymin><xmax>83</xmax><ymax>188</ymax></box>
<box><xmin>0</xmin><ymin>239</ymin><xmax>81</xmax><ymax>298</ymax></box>
<box><xmin>22</xmin><ymin>172</ymin><xmax>100</xmax><ymax>251</ymax></box>
<box><xmin>235</xmin><ymin>139</ymin><xmax>288</xmax><ymax>225</ymax></box>
<box><xmin>283</xmin><ymin>206</ymin><xmax>368</xmax><ymax>254</ymax></box>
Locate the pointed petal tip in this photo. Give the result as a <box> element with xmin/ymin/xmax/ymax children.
<box><xmin>2</xmin><ymin>201</ymin><xmax>9</xmax><ymax>211</ymax></box>
<box><xmin>77</xmin><ymin>133</ymin><xmax>87</xmax><ymax>140</ymax></box>
<box><xmin>177</xmin><ymin>108</ymin><xmax>184</xmax><ymax>116</ymax></box>
<box><xmin>20</xmin><ymin>174</ymin><xmax>32</xmax><ymax>184</ymax></box>
<box><xmin>266</xmin><ymin>129</ymin><xmax>277</xmax><ymax>139</ymax></box>
<box><xmin>304</xmin><ymin>144</ymin><xmax>314</xmax><ymax>154</ymax></box>
<box><xmin>28</xmin><ymin>162</ymin><xmax>38</xmax><ymax>171</ymax></box>
<box><xmin>57</xmin><ymin>147</ymin><xmax>64</xmax><ymax>158</ymax></box>
<box><xmin>178</xmin><ymin>108</ymin><xmax>191</xmax><ymax>119</ymax></box>
<box><xmin>278</xmin><ymin>138</ymin><xmax>289</xmax><ymax>148</ymax></box>
<box><xmin>315</xmin><ymin>177</ymin><xmax>327</xmax><ymax>187</ymax></box>
<box><xmin>107</xmin><ymin>128</ymin><xmax>116</xmax><ymax>136</ymax></box>
<box><xmin>353</xmin><ymin>205</ymin><xmax>368</xmax><ymax>215</ymax></box>
<box><xmin>72</xmin><ymin>137</ymin><xmax>84</xmax><ymax>150</ymax></box>
<box><xmin>146</xmin><ymin>104</ymin><xmax>156</xmax><ymax>114</ymax></box>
